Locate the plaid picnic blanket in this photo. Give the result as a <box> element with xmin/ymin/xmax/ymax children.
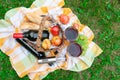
<box><xmin>0</xmin><ymin>0</ymin><xmax>103</xmax><ymax>80</ymax></box>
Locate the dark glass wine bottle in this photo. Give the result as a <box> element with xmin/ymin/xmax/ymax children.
<box><xmin>13</xmin><ymin>30</ymin><xmax>49</xmax><ymax>41</ymax></box>
<box><xmin>16</xmin><ymin>38</ymin><xmax>45</xmax><ymax>59</ymax></box>
<box><xmin>13</xmin><ymin>30</ymin><xmax>38</xmax><ymax>41</ymax></box>
<box><xmin>15</xmin><ymin>39</ymin><xmax>65</xmax><ymax>65</ymax></box>
<box><xmin>41</xmin><ymin>30</ymin><xmax>49</xmax><ymax>41</ymax></box>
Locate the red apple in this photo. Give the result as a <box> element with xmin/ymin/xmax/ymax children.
<box><xmin>59</xmin><ymin>14</ymin><xmax>70</xmax><ymax>24</ymax></box>
<box><xmin>51</xmin><ymin>36</ymin><xmax>62</xmax><ymax>46</ymax></box>
<box><xmin>50</xmin><ymin>25</ymin><xmax>60</xmax><ymax>36</ymax></box>
<box><xmin>73</xmin><ymin>23</ymin><xmax>79</xmax><ymax>30</ymax></box>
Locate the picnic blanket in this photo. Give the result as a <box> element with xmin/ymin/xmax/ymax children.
<box><xmin>0</xmin><ymin>0</ymin><xmax>103</xmax><ymax>80</ymax></box>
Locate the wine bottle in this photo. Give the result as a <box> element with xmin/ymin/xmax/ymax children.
<box><xmin>16</xmin><ymin>38</ymin><xmax>45</xmax><ymax>59</ymax></box>
<box><xmin>13</xmin><ymin>30</ymin><xmax>49</xmax><ymax>41</ymax></box>
<box><xmin>13</xmin><ymin>30</ymin><xmax>38</xmax><ymax>41</ymax></box>
<box><xmin>15</xmin><ymin>38</ymin><xmax>66</xmax><ymax>65</ymax></box>
<box><xmin>41</xmin><ymin>30</ymin><xmax>49</xmax><ymax>41</ymax></box>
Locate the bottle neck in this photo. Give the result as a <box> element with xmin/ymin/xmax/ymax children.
<box><xmin>13</xmin><ymin>33</ymin><xmax>24</xmax><ymax>38</ymax></box>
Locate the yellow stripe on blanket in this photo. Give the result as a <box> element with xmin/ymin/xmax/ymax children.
<box><xmin>0</xmin><ymin>38</ymin><xmax>6</xmax><ymax>47</ymax></box>
<box><xmin>19</xmin><ymin>64</ymin><xmax>39</xmax><ymax>78</ymax></box>
<box><xmin>79</xmin><ymin>60</ymin><xmax>88</xmax><ymax>70</ymax></box>
<box><xmin>91</xmin><ymin>42</ymin><xmax>103</xmax><ymax>57</ymax></box>
<box><xmin>63</xmin><ymin>8</ymin><xmax>72</xmax><ymax>15</ymax></box>
<box><xmin>41</xmin><ymin>7</ymin><xmax>48</xmax><ymax>13</ymax></box>
<box><xmin>58</xmin><ymin>0</ymin><xmax>65</xmax><ymax>7</ymax></box>
<box><xmin>13</xmin><ymin>61</ymin><xmax>26</xmax><ymax>74</ymax></box>
<box><xmin>10</xmin><ymin>57</ymin><xmax>38</xmax><ymax>78</ymax></box>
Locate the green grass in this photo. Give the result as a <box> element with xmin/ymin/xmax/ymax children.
<box><xmin>0</xmin><ymin>0</ymin><xmax>120</xmax><ymax>80</ymax></box>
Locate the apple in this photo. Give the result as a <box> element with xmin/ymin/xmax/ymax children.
<box><xmin>50</xmin><ymin>25</ymin><xmax>60</xmax><ymax>36</ymax></box>
<box><xmin>51</xmin><ymin>36</ymin><xmax>62</xmax><ymax>46</ymax></box>
<box><xmin>73</xmin><ymin>23</ymin><xmax>79</xmax><ymax>30</ymax></box>
<box><xmin>59</xmin><ymin>14</ymin><xmax>70</xmax><ymax>24</ymax></box>
<box><xmin>42</xmin><ymin>39</ymin><xmax>51</xmax><ymax>50</ymax></box>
